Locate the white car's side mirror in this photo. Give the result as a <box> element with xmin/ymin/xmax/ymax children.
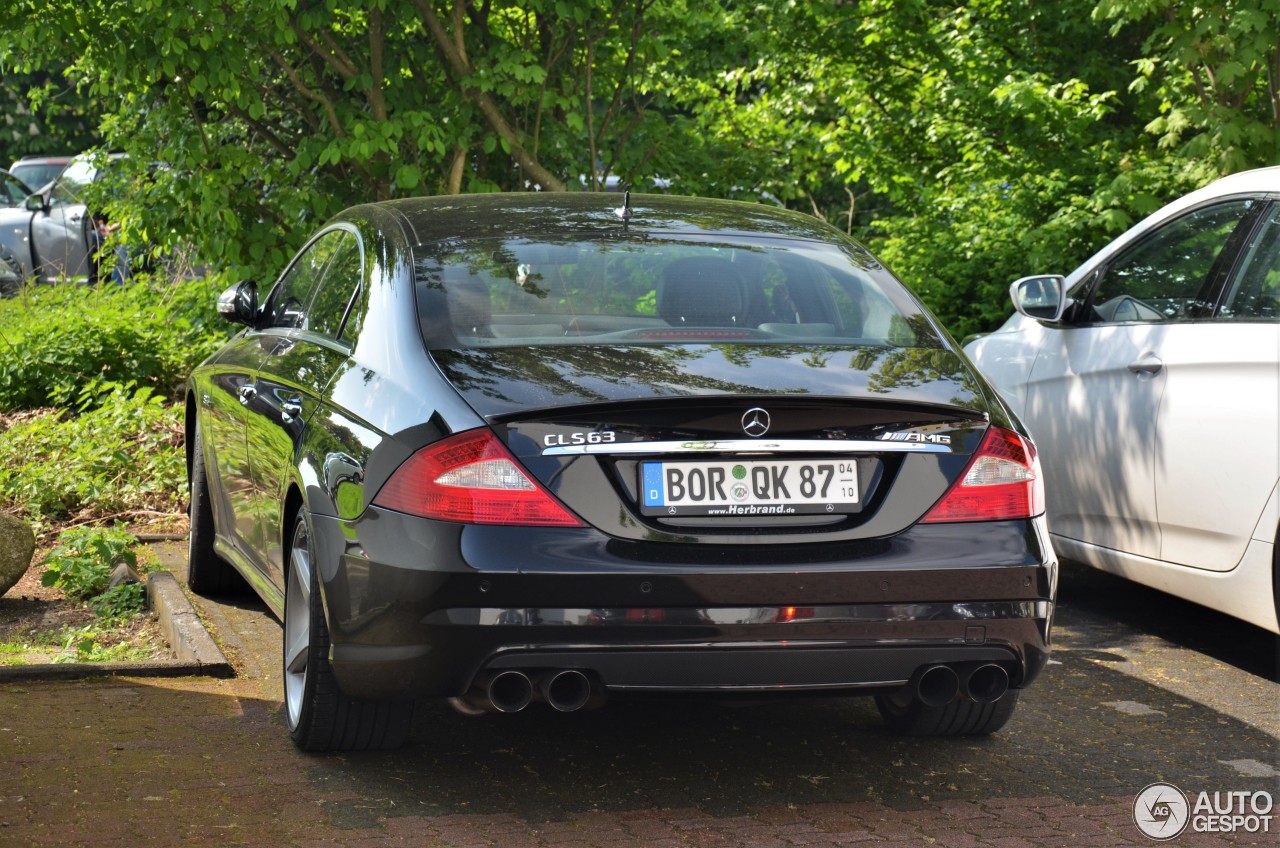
<box><xmin>1010</xmin><ymin>274</ymin><xmax>1067</xmax><ymax>322</ymax></box>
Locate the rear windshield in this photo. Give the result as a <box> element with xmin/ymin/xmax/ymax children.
<box><xmin>415</xmin><ymin>235</ymin><xmax>932</xmax><ymax>350</ymax></box>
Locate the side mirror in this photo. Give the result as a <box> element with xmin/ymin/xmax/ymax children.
<box><xmin>1009</xmin><ymin>274</ymin><xmax>1067</xmax><ymax>322</ymax></box>
<box><xmin>217</xmin><ymin>280</ymin><xmax>260</xmax><ymax>327</ymax></box>
<box><xmin>24</xmin><ymin>193</ymin><xmax>47</xmax><ymax>213</ymax></box>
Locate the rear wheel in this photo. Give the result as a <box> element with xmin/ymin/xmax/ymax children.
<box><xmin>875</xmin><ymin>690</ymin><xmax>1020</xmax><ymax>737</ymax></box>
<box><xmin>1272</xmin><ymin>529</ymin><xmax>1279</xmax><ymax>633</ymax></box>
<box><xmin>187</xmin><ymin>421</ymin><xmax>245</xmax><ymax>595</ymax></box>
<box><xmin>283</xmin><ymin>508</ymin><xmax>412</xmax><ymax>751</ymax></box>
<box><xmin>0</xmin><ymin>250</ymin><xmax>23</xmax><ymax>298</ymax></box>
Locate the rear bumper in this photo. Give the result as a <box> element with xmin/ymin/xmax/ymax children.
<box><xmin>313</xmin><ymin>510</ymin><xmax>1057</xmax><ymax>700</ymax></box>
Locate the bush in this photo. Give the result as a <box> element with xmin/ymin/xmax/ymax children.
<box><xmin>0</xmin><ymin>276</ymin><xmax>229</xmax><ymax>411</ymax></box>
<box><xmin>41</xmin><ymin>525</ymin><xmax>140</xmax><ymax>601</ymax></box>
<box><xmin>0</xmin><ymin>382</ymin><xmax>185</xmax><ymax>522</ymax></box>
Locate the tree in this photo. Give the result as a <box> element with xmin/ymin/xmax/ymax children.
<box><xmin>2</xmin><ymin>1</ymin><xmax>1275</xmax><ymax>337</ymax></box>
<box><xmin>1096</xmin><ymin>0</ymin><xmax>1280</xmax><ymax>176</ymax></box>
<box><xmin>0</xmin><ymin>70</ymin><xmax>101</xmax><ymax>164</ymax></box>
<box><xmin>1</xmin><ymin>0</ymin><xmax>725</xmax><ymax>277</ymax></box>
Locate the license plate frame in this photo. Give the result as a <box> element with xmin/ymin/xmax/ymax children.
<box><xmin>640</xmin><ymin>458</ymin><xmax>861</xmax><ymax>517</ymax></box>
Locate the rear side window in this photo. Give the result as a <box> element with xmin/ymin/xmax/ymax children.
<box><xmin>414</xmin><ymin>236</ymin><xmax>925</xmax><ymax>349</ymax></box>
<box><xmin>1221</xmin><ymin>203</ymin><xmax>1280</xmax><ymax>321</ymax></box>
<box><xmin>264</xmin><ymin>230</ymin><xmax>348</xmax><ymax>330</ymax></box>
<box><xmin>307</xmin><ymin>234</ymin><xmax>362</xmax><ymax>339</ymax></box>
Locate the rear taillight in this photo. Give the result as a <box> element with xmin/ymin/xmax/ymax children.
<box><xmin>372</xmin><ymin>429</ymin><xmax>584</xmax><ymax>526</ymax></box>
<box><xmin>921</xmin><ymin>426</ymin><xmax>1044</xmax><ymax>523</ymax></box>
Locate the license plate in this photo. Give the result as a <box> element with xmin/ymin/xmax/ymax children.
<box><xmin>640</xmin><ymin>459</ymin><xmax>860</xmax><ymax>517</ymax></box>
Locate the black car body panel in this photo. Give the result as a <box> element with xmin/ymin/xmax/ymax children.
<box><xmin>187</xmin><ymin>192</ymin><xmax>1055</xmax><ymax>748</ymax></box>
<box><xmin>431</xmin><ymin>344</ymin><xmax>988</xmax><ymax>413</ymax></box>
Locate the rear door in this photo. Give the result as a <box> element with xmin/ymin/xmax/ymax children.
<box><xmin>1021</xmin><ymin>198</ymin><xmax>1263</xmax><ymax>560</ymax></box>
<box><xmin>247</xmin><ymin>229</ymin><xmax>363</xmax><ymax>587</ymax></box>
<box><xmin>29</xmin><ymin>159</ymin><xmax>95</xmax><ymax>281</ymax></box>
<box><xmin>1152</xmin><ymin>201</ymin><xmax>1280</xmax><ymax>570</ymax></box>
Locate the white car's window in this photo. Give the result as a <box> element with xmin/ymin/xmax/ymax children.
<box><xmin>1085</xmin><ymin>200</ymin><xmax>1256</xmax><ymax>323</ymax></box>
<box><xmin>1220</xmin><ymin>204</ymin><xmax>1280</xmax><ymax>322</ymax></box>
<box><xmin>49</xmin><ymin>159</ymin><xmax>97</xmax><ymax>206</ymax></box>
<box><xmin>1</xmin><ymin>174</ymin><xmax>26</xmax><ymax>205</ymax></box>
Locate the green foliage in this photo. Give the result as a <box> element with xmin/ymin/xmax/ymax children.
<box><xmin>0</xmin><ymin>1</ymin><xmax>714</xmax><ymax>282</ymax></box>
<box><xmin>54</xmin><ymin>622</ymin><xmax>152</xmax><ymax>663</ymax></box>
<box><xmin>0</xmin><ymin>277</ymin><xmax>229</xmax><ymax>411</ymax></box>
<box><xmin>40</xmin><ymin>525</ymin><xmax>139</xmax><ymax>601</ymax></box>
<box><xmin>88</xmin><ymin>582</ymin><xmax>148</xmax><ymax>624</ymax></box>
<box><xmin>0</xmin><ymin>69</ymin><xmax>102</xmax><ymax>161</ymax></box>
<box><xmin>2</xmin><ymin>2</ymin><xmax>1276</xmax><ymax>336</ymax></box>
<box><xmin>0</xmin><ymin>383</ymin><xmax>185</xmax><ymax>522</ymax></box>
<box><xmin>1095</xmin><ymin>0</ymin><xmax>1280</xmax><ymax>174</ymax></box>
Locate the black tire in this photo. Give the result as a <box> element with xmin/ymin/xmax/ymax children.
<box><xmin>1272</xmin><ymin>530</ymin><xmax>1279</xmax><ymax>634</ymax></box>
<box><xmin>0</xmin><ymin>250</ymin><xmax>23</xmax><ymax>298</ymax></box>
<box><xmin>875</xmin><ymin>689</ymin><xmax>1020</xmax><ymax>737</ymax></box>
<box><xmin>283</xmin><ymin>508</ymin><xmax>413</xmax><ymax>752</ymax></box>
<box><xmin>187</xmin><ymin>421</ymin><xmax>246</xmax><ymax>595</ymax></box>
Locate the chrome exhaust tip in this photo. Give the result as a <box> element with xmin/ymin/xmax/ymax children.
<box><xmin>487</xmin><ymin>670</ymin><xmax>534</xmax><ymax>713</ymax></box>
<box><xmin>541</xmin><ymin>669</ymin><xmax>593</xmax><ymax>713</ymax></box>
<box><xmin>914</xmin><ymin>664</ymin><xmax>960</xmax><ymax>707</ymax></box>
<box><xmin>960</xmin><ymin>663</ymin><xmax>1009</xmax><ymax>704</ymax></box>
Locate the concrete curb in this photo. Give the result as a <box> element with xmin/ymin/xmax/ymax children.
<box><xmin>0</xmin><ymin>567</ymin><xmax>234</xmax><ymax>683</ymax></box>
<box><xmin>148</xmin><ymin>571</ymin><xmax>234</xmax><ymax>676</ymax></box>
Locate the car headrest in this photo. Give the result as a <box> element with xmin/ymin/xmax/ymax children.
<box><xmin>659</xmin><ymin>257</ymin><xmax>747</xmax><ymax>326</ymax></box>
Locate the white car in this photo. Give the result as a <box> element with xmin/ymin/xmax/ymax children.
<box><xmin>965</xmin><ymin>167</ymin><xmax>1279</xmax><ymax>634</ymax></box>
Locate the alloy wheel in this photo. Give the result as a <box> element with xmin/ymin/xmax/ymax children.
<box><xmin>283</xmin><ymin>514</ymin><xmax>312</xmax><ymax>731</ymax></box>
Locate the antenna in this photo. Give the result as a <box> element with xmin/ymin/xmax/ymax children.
<box><xmin>614</xmin><ymin>190</ymin><xmax>632</xmax><ymax>226</ymax></box>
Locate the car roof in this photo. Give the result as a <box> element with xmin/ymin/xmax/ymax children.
<box><xmin>368</xmin><ymin>192</ymin><xmax>859</xmax><ymax>249</ymax></box>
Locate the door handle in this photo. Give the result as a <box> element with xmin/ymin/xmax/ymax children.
<box><xmin>238</xmin><ymin>384</ymin><xmax>258</xmax><ymax>405</ymax></box>
<box><xmin>281</xmin><ymin>398</ymin><xmax>303</xmax><ymax>423</ymax></box>
<box><xmin>1127</xmin><ymin>355</ymin><xmax>1164</xmax><ymax>375</ymax></box>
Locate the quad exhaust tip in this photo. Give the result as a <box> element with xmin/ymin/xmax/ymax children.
<box><xmin>960</xmin><ymin>663</ymin><xmax>1010</xmax><ymax>704</ymax></box>
<box><xmin>450</xmin><ymin>668</ymin><xmax>600</xmax><ymax>715</ymax></box>
<box><xmin>915</xmin><ymin>665</ymin><xmax>960</xmax><ymax>707</ymax></box>
<box><xmin>487</xmin><ymin>670</ymin><xmax>534</xmax><ymax>713</ymax></box>
<box><xmin>541</xmin><ymin>669</ymin><xmax>593</xmax><ymax>713</ymax></box>
<box><xmin>909</xmin><ymin>663</ymin><xmax>1010</xmax><ymax>707</ymax></box>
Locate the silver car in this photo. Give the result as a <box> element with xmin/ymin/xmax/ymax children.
<box><xmin>966</xmin><ymin>167</ymin><xmax>1280</xmax><ymax>634</ymax></box>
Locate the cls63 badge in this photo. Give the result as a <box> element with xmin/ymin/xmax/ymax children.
<box><xmin>543</xmin><ymin>431</ymin><xmax>618</xmax><ymax>448</ymax></box>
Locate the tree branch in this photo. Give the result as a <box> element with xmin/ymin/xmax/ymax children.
<box><xmin>292</xmin><ymin>22</ymin><xmax>358</xmax><ymax>81</ymax></box>
<box><xmin>369</xmin><ymin>7</ymin><xmax>390</xmax><ymax>200</ymax></box>
<box><xmin>264</xmin><ymin>45</ymin><xmax>347</xmax><ymax>139</ymax></box>
<box><xmin>411</xmin><ymin>0</ymin><xmax>566</xmax><ymax>190</ymax></box>
<box><xmin>447</xmin><ymin>143</ymin><xmax>466</xmax><ymax>194</ymax></box>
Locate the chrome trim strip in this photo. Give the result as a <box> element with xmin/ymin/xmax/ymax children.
<box><xmin>442</xmin><ymin>601</ymin><xmax>1050</xmax><ymax>627</ymax></box>
<box><xmin>541</xmin><ymin>438</ymin><xmax>951</xmax><ymax>456</ymax></box>
<box><xmin>608</xmin><ymin>679</ymin><xmax>907</xmax><ymax>693</ymax></box>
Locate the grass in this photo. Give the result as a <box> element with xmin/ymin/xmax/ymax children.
<box><xmin>0</xmin><ymin>537</ymin><xmax>172</xmax><ymax>666</ymax></box>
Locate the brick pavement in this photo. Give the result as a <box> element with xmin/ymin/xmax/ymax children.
<box><xmin>2</xmin><ymin>545</ymin><xmax>1276</xmax><ymax>847</ymax></box>
<box><xmin>1</xmin><ymin>669</ymin><xmax>1274</xmax><ymax>847</ymax></box>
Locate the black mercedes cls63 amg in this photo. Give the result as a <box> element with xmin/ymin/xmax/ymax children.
<box><xmin>185</xmin><ymin>192</ymin><xmax>1057</xmax><ymax>751</ymax></box>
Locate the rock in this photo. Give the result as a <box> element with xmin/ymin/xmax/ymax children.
<box><xmin>0</xmin><ymin>513</ymin><xmax>36</xmax><ymax>596</ymax></box>
<box><xmin>107</xmin><ymin>561</ymin><xmax>142</xmax><ymax>590</ymax></box>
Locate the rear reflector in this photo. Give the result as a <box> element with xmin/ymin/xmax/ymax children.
<box><xmin>372</xmin><ymin>429</ymin><xmax>584</xmax><ymax>526</ymax></box>
<box><xmin>921</xmin><ymin>426</ymin><xmax>1044</xmax><ymax>523</ymax></box>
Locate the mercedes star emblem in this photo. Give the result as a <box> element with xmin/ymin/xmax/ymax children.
<box><xmin>742</xmin><ymin>407</ymin><xmax>771</xmax><ymax>438</ymax></box>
